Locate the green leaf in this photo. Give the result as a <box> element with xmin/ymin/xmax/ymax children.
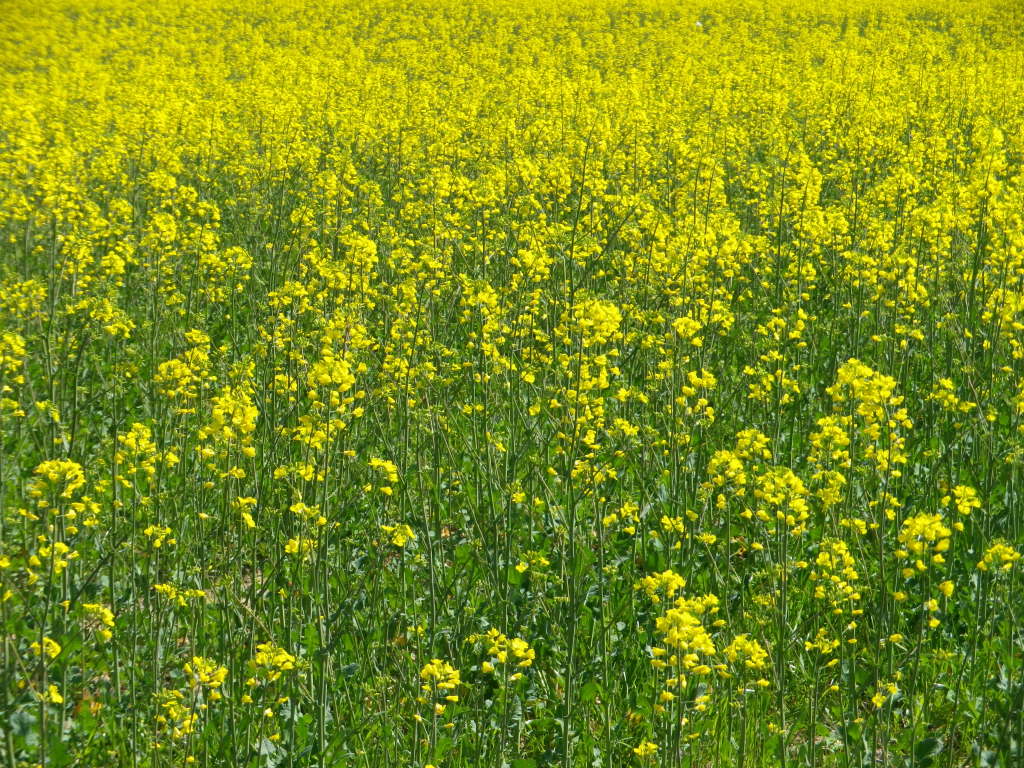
<box><xmin>765</xmin><ymin>733</ymin><xmax>782</xmax><ymax>760</ymax></box>
<box><xmin>432</xmin><ymin>735</ymin><xmax>453</xmax><ymax>761</ymax></box>
<box><xmin>579</xmin><ymin>680</ymin><xmax>601</xmax><ymax>703</ymax></box>
<box><xmin>10</xmin><ymin>710</ymin><xmax>38</xmax><ymax>746</ymax></box>
<box><xmin>914</xmin><ymin>736</ymin><xmax>943</xmax><ymax>765</ymax></box>
<box><xmin>508</xmin><ymin>565</ymin><xmax>524</xmax><ymax>586</ymax></box>
<box><xmin>454</xmin><ymin>543</ymin><xmax>474</xmax><ymax>565</ymax></box>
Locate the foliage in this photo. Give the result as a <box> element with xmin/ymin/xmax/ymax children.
<box><xmin>1</xmin><ymin>0</ymin><xmax>1023</xmax><ymax>765</ymax></box>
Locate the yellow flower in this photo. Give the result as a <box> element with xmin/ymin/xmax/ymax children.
<box><xmin>381</xmin><ymin>524</ymin><xmax>415</xmax><ymax>548</ymax></box>
<box><xmin>185</xmin><ymin>657</ymin><xmax>228</xmax><ymax>689</ymax></box>
<box><xmin>31</xmin><ymin>637</ymin><xmax>62</xmax><ymax>660</ymax></box>
<box><xmin>949</xmin><ymin>485</ymin><xmax>981</xmax><ymax>516</ymax></box>
<box><xmin>723</xmin><ymin>634</ymin><xmax>768</xmax><ymax>670</ymax></box>
<box><xmin>41</xmin><ymin>684</ymin><xmax>63</xmax><ymax>704</ymax></box>
<box><xmin>978</xmin><ymin>541</ymin><xmax>1021</xmax><ymax>572</ymax></box>
<box><xmin>284</xmin><ymin>537</ymin><xmax>315</xmax><ymax>557</ymax></box>
<box><xmin>633</xmin><ymin>740</ymin><xmax>658</xmax><ymax>758</ymax></box>
<box><xmin>250</xmin><ymin>642</ymin><xmax>297</xmax><ymax>683</ymax></box>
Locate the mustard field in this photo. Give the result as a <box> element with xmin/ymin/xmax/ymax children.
<box><xmin>1</xmin><ymin>0</ymin><xmax>1023</xmax><ymax>765</ymax></box>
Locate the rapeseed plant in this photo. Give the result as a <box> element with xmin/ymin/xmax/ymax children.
<box><xmin>0</xmin><ymin>0</ymin><xmax>1022</xmax><ymax>765</ymax></box>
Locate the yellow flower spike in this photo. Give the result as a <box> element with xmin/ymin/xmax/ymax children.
<box><xmin>381</xmin><ymin>524</ymin><xmax>415</xmax><ymax>548</ymax></box>
<box><xmin>30</xmin><ymin>637</ymin><xmax>62</xmax><ymax>660</ymax></box>
<box><xmin>0</xmin><ymin>1</ymin><xmax>1020</xmax><ymax>762</ymax></box>
<box><xmin>39</xmin><ymin>684</ymin><xmax>63</xmax><ymax>704</ymax></box>
<box><xmin>632</xmin><ymin>741</ymin><xmax>658</xmax><ymax>758</ymax></box>
<box><xmin>978</xmin><ymin>541</ymin><xmax>1021</xmax><ymax>572</ymax></box>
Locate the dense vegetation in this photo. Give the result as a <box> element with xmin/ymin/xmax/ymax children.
<box><xmin>1</xmin><ymin>0</ymin><xmax>1024</xmax><ymax>765</ymax></box>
